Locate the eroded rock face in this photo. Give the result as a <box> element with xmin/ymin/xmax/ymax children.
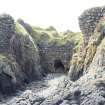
<box><xmin>11</xmin><ymin>31</ymin><xmax>43</xmax><ymax>80</ymax></box>
<box><xmin>69</xmin><ymin>10</ymin><xmax>105</xmax><ymax>81</ymax></box>
<box><xmin>11</xmin><ymin>22</ymin><xmax>43</xmax><ymax>81</ymax></box>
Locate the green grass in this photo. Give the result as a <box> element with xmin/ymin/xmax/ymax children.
<box><xmin>16</xmin><ymin>21</ymin><xmax>83</xmax><ymax>51</ymax></box>
<box><xmin>32</xmin><ymin>26</ymin><xmax>83</xmax><ymax>47</ymax></box>
<box><xmin>15</xmin><ymin>22</ymin><xmax>29</xmax><ymax>36</ymax></box>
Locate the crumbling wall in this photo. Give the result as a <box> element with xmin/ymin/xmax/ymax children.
<box><xmin>0</xmin><ymin>14</ymin><xmax>15</xmax><ymax>53</ymax></box>
<box><xmin>69</xmin><ymin>6</ymin><xmax>105</xmax><ymax>81</ymax></box>
<box><xmin>39</xmin><ymin>44</ymin><xmax>74</xmax><ymax>73</ymax></box>
<box><xmin>79</xmin><ymin>6</ymin><xmax>105</xmax><ymax>45</ymax></box>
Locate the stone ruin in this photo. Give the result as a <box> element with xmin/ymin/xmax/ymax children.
<box><xmin>0</xmin><ymin>14</ymin><xmax>15</xmax><ymax>53</ymax></box>
<box><xmin>79</xmin><ymin>6</ymin><xmax>105</xmax><ymax>45</ymax></box>
<box><xmin>39</xmin><ymin>43</ymin><xmax>74</xmax><ymax>73</ymax></box>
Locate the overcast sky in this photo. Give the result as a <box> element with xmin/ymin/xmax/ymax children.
<box><xmin>0</xmin><ymin>0</ymin><xmax>105</xmax><ymax>32</ymax></box>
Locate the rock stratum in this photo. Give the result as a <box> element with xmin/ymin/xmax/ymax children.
<box><xmin>0</xmin><ymin>5</ymin><xmax>105</xmax><ymax>105</ymax></box>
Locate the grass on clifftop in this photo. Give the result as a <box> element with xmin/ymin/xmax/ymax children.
<box><xmin>61</xmin><ymin>32</ymin><xmax>83</xmax><ymax>50</ymax></box>
<box><xmin>16</xmin><ymin>22</ymin><xmax>29</xmax><ymax>36</ymax></box>
<box><xmin>32</xmin><ymin>26</ymin><xmax>83</xmax><ymax>47</ymax></box>
<box><xmin>16</xmin><ymin>21</ymin><xmax>83</xmax><ymax>51</ymax></box>
<box><xmin>15</xmin><ymin>22</ymin><xmax>39</xmax><ymax>52</ymax></box>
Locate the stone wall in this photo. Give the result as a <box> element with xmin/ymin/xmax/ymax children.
<box><xmin>0</xmin><ymin>14</ymin><xmax>15</xmax><ymax>53</ymax></box>
<box><xmin>79</xmin><ymin>6</ymin><xmax>105</xmax><ymax>45</ymax></box>
<box><xmin>39</xmin><ymin>44</ymin><xmax>74</xmax><ymax>73</ymax></box>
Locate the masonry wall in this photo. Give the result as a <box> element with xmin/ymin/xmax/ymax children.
<box><xmin>79</xmin><ymin>6</ymin><xmax>105</xmax><ymax>45</ymax></box>
<box><xmin>0</xmin><ymin>14</ymin><xmax>15</xmax><ymax>53</ymax></box>
<box><xmin>39</xmin><ymin>44</ymin><xmax>74</xmax><ymax>73</ymax></box>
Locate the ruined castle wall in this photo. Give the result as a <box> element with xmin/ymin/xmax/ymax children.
<box><xmin>79</xmin><ymin>6</ymin><xmax>105</xmax><ymax>45</ymax></box>
<box><xmin>0</xmin><ymin>14</ymin><xmax>15</xmax><ymax>53</ymax></box>
<box><xmin>39</xmin><ymin>44</ymin><xmax>73</xmax><ymax>73</ymax></box>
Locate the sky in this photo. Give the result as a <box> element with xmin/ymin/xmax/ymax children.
<box><xmin>0</xmin><ymin>0</ymin><xmax>105</xmax><ymax>32</ymax></box>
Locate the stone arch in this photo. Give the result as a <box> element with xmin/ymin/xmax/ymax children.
<box><xmin>54</xmin><ymin>59</ymin><xmax>65</xmax><ymax>73</ymax></box>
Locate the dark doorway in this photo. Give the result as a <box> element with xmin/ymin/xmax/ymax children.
<box><xmin>54</xmin><ymin>59</ymin><xmax>65</xmax><ymax>72</ymax></box>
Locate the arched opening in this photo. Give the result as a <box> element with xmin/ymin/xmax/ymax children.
<box><xmin>54</xmin><ymin>59</ymin><xmax>65</xmax><ymax>72</ymax></box>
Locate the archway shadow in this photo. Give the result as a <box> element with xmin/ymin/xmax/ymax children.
<box><xmin>54</xmin><ymin>59</ymin><xmax>65</xmax><ymax>73</ymax></box>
